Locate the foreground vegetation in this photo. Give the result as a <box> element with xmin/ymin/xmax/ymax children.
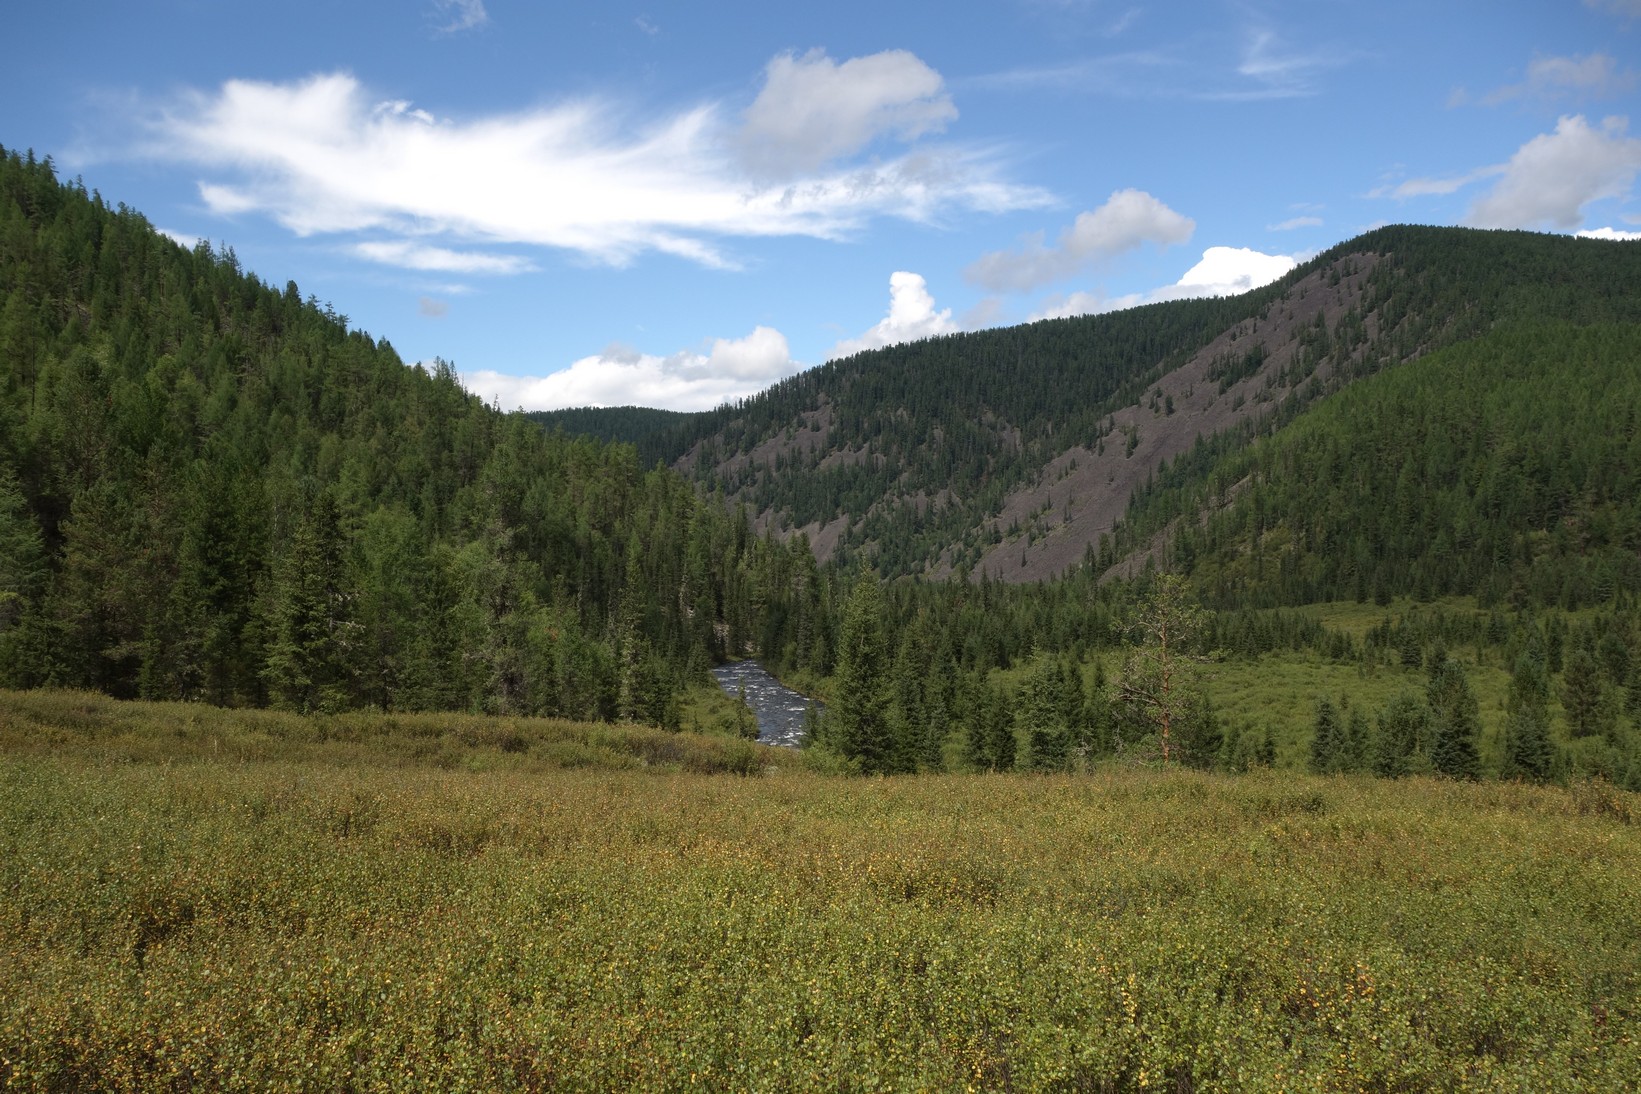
<box><xmin>3</xmin><ymin>693</ymin><xmax>1638</xmax><ymax>1090</ymax></box>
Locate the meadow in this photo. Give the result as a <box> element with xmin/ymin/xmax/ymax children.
<box><xmin>2</xmin><ymin>690</ymin><xmax>1639</xmax><ymax>1091</ymax></box>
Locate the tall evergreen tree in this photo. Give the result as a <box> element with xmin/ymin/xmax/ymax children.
<box><xmin>1309</xmin><ymin>698</ymin><xmax>1344</xmax><ymax>774</ymax></box>
<box><xmin>1117</xmin><ymin>574</ymin><xmax>1207</xmax><ymax>765</ymax></box>
<box><xmin>1373</xmin><ymin>692</ymin><xmax>1433</xmax><ymax>778</ymax></box>
<box><xmin>1500</xmin><ymin>649</ymin><xmax>1557</xmax><ymax>783</ymax></box>
<box><xmin>261</xmin><ymin>493</ymin><xmax>358</xmax><ymax>713</ymax></box>
<box><xmin>1428</xmin><ymin>656</ymin><xmax>1481</xmax><ymax>780</ymax></box>
<box><xmin>829</xmin><ymin>575</ymin><xmax>893</xmax><ymax>773</ymax></box>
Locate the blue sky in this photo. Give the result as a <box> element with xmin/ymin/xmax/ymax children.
<box><xmin>6</xmin><ymin>1</ymin><xmax>1640</xmax><ymax>411</ymax></box>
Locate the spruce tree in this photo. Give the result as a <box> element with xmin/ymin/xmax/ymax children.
<box><xmin>1428</xmin><ymin>656</ymin><xmax>1481</xmax><ymax>780</ymax></box>
<box><xmin>1309</xmin><ymin>698</ymin><xmax>1343</xmax><ymax>774</ymax></box>
<box><xmin>1561</xmin><ymin>637</ymin><xmax>1614</xmax><ymax>740</ymax></box>
<box><xmin>830</xmin><ymin>575</ymin><xmax>892</xmax><ymax>773</ymax></box>
<box><xmin>1020</xmin><ymin>652</ymin><xmax>1069</xmax><ymax>771</ymax></box>
<box><xmin>1501</xmin><ymin>648</ymin><xmax>1557</xmax><ymax>783</ymax></box>
<box><xmin>1373</xmin><ymin>692</ymin><xmax>1432</xmax><ymax>778</ymax></box>
<box><xmin>262</xmin><ymin>494</ymin><xmax>358</xmax><ymax>713</ymax></box>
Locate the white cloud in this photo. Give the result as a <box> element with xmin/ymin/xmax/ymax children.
<box><xmin>1577</xmin><ymin>226</ymin><xmax>1641</xmax><ymax>240</ymax></box>
<box><xmin>1268</xmin><ymin>215</ymin><xmax>1323</xmax><ymax>231</ymax></box>
<box><xmin>418</xmin><ymin>297</ymin><xmax>450</xmax><ymax>318</ymax></box>
<box><xmin>1370</xmin><ymin>165</ymin><xmax>1505</xmax><ymax>200</ymax></box>
<box><xmin>1465</xmin><ymin>115</ymin><xmax>1641</xmax><ymax>229</ymax></box>
<box><xmin>1586</xmin><ymin>0</ymin><xmax>1641</xmax><ymax>17</ymax></box>
<box><xmin>1483</xmin><ymin>53</ymin><xmax>1637</xmax><ymax>106</ymax></box>
<box><xmin>1170</xmin><ymin>246</ymin><xmax>1298</xmax><ymax>296</ymax></box>
<box><xmin>1234</xmin><ymin>29</ymin><xmax>1335</xmax><ymax>99</ymax></box>
<box><xmin>1029</xmin><ymin>289</ymin><xmax>1144</xmax><ymax>322</ymax></box>
<box><xmin>1028</xmin><ymin>245</ymin><xmax>1296</xmax><ymax>320</ymax></box>
<box><xmin>432</xmin><ymin>0</ymin><xmax>488</xmax><ymax>33</ymax></box>
<box><xmin>965</xmin><ymin>189</ymin><xmax>1195</xmax><ymax>292</ymax></box>
<box><xmin>737</xmin><ymin>49</ymin><xmax>957</xmax><ymax>178</ymax></box>
<box><xmin>353</xmin><ymin>240</ymin><xmax>535</xmax><ymax>274</ymax></box>
<box><xmin>462</xmin><ymin>326</ymin><xmax>800</xmax><ymax>412</ymax></box>
<box><xmin>157</xmin><ymin>227</ymin><xmax>201</xmax><ymax>248</ymax></box>
<box><xmin>829</xmin><ymin>272</ymin><xmax>959</xmax><ymax>359</ymax></box>
<box><xmin>133</xmin><ymin>69</ymin><xmax>1046</xmax><ymax>273</ymax></box>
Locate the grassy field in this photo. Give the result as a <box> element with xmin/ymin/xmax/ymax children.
<box><xmin>2</xmin><ymin>691</ymin><xmax>1639</xmax><ymax>1091</ymax></box>
<box><xmin>1202</xmin><ymin>652</ymin><xmax>1516</xmax><ymax>771</ymax></box>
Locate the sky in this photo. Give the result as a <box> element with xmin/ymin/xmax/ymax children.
<box><xmin>5</xmin><ymin>1</ymin><xmax>1640</xmax><ymax>412</ymax></box>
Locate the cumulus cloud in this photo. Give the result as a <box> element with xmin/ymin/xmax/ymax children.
<box><xmin>1465</xmin><ymin>115</ymin><xmax>1641</xmax><ymax>229</ymax></box>
<box><xmin>829</xmin><ymin>272</ymin><xmax>959</xmax><ymax>359</ymax></box>
<box><xmin>353</xmin><ymin>240</ymin><xmax>535</xmax><ymax>274</ymax></box>
<box><xmin>1028</xmin><ymin>245</ymin><xmax>1296</xmax><ymax>320</ymax></box>
<box><xmin>737</xmin><ymin>49</ymin><xmax>957</xmax><ymax>178</ymax></box>
<box><xmin>432</xmin><ymin>0</ymin><xmax>488</xmax><ymax>33</ymax></box>
<box><xmin>965</xmin><ymin>189</ymin><xmax>1194</xmax><ymax>293</ymax></box>
<box><xmin>461</xmin><ymin>326</ymin><xmax>800</xmax><ymax>412</ymax></box>
<box><xmin>157</xmin><ymin>227</ymin><xmax>202</xmax><ymax>248</ymax></box>
<box><xmin>131</xmin><ymin>68</ymin><xmax>1045</xmax><ymax>273</ymax></box>
<box><xmin>1577</xmin><ymin>226</ymin><xmax>1641</xmax><ymax>240</ymax></box>
<box><xmin>1482</xmin><ymin>53</ymin><xmax>1638</xmax><ymax>106</ymax></box>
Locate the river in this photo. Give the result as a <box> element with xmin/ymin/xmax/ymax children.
<box><xmin>710</xmin><ymin>661</ymin><xmax>822</xmax><ymax>748</ymax></box>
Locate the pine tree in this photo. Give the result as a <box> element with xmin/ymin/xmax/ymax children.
<box><xmin>1428</xmin><ymin>656</ymin><xmax>1481</xmax><ymax>780</ymax></box>
<box><xmin>1561</xmin><ymin>636</ymin><xmax>1614</xmax><ymax>739</ymax></box>
<box><xmin>1344</xmin><ymin>707</ymin><xmax>1372</xmax><ymax>773</ymax></box>
<box><xmin>888</xmin><ymin>625</ymin><xmax>929</xmax><ymax>773</ymax></box>
<box><xmin>1373</xmin><ymin>692</ymin><xmax>1432</xmax><ymax>778</ymax></box>
<box><xmin>1117</xmin><ymin>574</ymin><xmax>1207</xmax><ymax>765</ymax></box>
<box><xmin>963</xmin><ymin>676</ymin><xmax>1016</xmax><ymax>772</ymax></box>
<box><xmin>1309</xmin><ymin>698</ymin><xmax>1344</xmax><ymax>774</ymax></box>
<box><xmin>1501</xmin><ymin>647</ymin><xmax>1557</xmax><ymax>783</ymax></box>
<box><xmin>1020</xmin><ymin>652</ymin><xmax>1069</xmax><ymax>771</ymax></box>
<box><xmin>262</xmin><ymin>495</ymin><xmax>359</xmax><ymax>713</ymax></box>
<box><xmin>830</xmin><ymin>575</ymin><xmax>892</xmax><ymax>773</ymax></box>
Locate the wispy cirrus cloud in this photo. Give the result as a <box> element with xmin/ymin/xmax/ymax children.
<box><xmin>431</xmin><ymin>0</ymin><xmax>488</xmax><ymax>34</ymax></box>
<box><xmin>353</xmin><ymin>240</ymin><xmax>535</xmax><ymax>274</ymax></box>
<box><xmin>1268</xmin><ymin>215</ymin><xmax>1323</xmax><ymax>231</ymax></box>
<box><xmin>1370</xmin><ymin>165</ymin><xmax>1506</xmax><ymax>201</ymax></box>
<box><xmin>1473</xmin><ymin>53</ymin><xmax>1638</xmax><ymax>107</ymax></box>
<box><xmin>1226</xmin><ymin>28</ymin><xmax>1340</xmax><ymax>101</ymax></box>
<box><xmin>125</xmin><ymin>60</ymin><xmax>1047</xmax><ymax>275</ymax></box>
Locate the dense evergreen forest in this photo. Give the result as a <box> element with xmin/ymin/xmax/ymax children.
<box><xmin>2</xmin><ymin>145</ymin><xmax>1638</xmax><ymax>788</ymax></box>
<box><xmin>1105</xmin><ymin>322</ymin><xmax>1641</xmax><ymax>610</ymax></box>
<box><xmin>589</xmin><ymin>227</ymin><xmax>1641</xmax><ymax>579</ymax></box>
<box><xmin>524</xmin><ymin>405</ymin><xmax>687</xmax><ymax>448</ymax></box>
<box><xmin>0</xmin><ymin>147</ymin><xmax>833</xmax><ymax>718</ymax></box>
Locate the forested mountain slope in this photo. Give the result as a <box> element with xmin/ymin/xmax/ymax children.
<box><xmin>1104</xmin><ymin>321</ymin><xmax>1641</xmax><ymax>611</ymax></box>
<box><xmin>616</xmin><ymin>227</ymin><xmax>1641</xmax><ymax>582</ymax></box>
<box><xmin>0</xmin><ymin>147</ymin><xmax>832</xmax><ymax>714</ymax></box>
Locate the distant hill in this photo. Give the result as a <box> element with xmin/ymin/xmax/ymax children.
<box><xmin>557</xmin><ymin>227</ymin><xmax>1641</xmax><ymax>600</ymax></box>
<box><xmin>525</xmin><ymin>405</ymin><xmax>688</xmax><ymax>449</ymax></box>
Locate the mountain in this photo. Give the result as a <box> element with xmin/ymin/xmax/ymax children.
<box><xmin>0</xmin><ymin>146</ymin><xmax>833</xmax><ymax>712</ymax></box>
<box><xmin>564</xmin><ymin>227</ymin><xmax>1641</xmax><ymax>589</ymax></box>
<box><xmin>525</xmin><ymin>405</ymin><xmax>689</xmax><ymax>449</ymax></box>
